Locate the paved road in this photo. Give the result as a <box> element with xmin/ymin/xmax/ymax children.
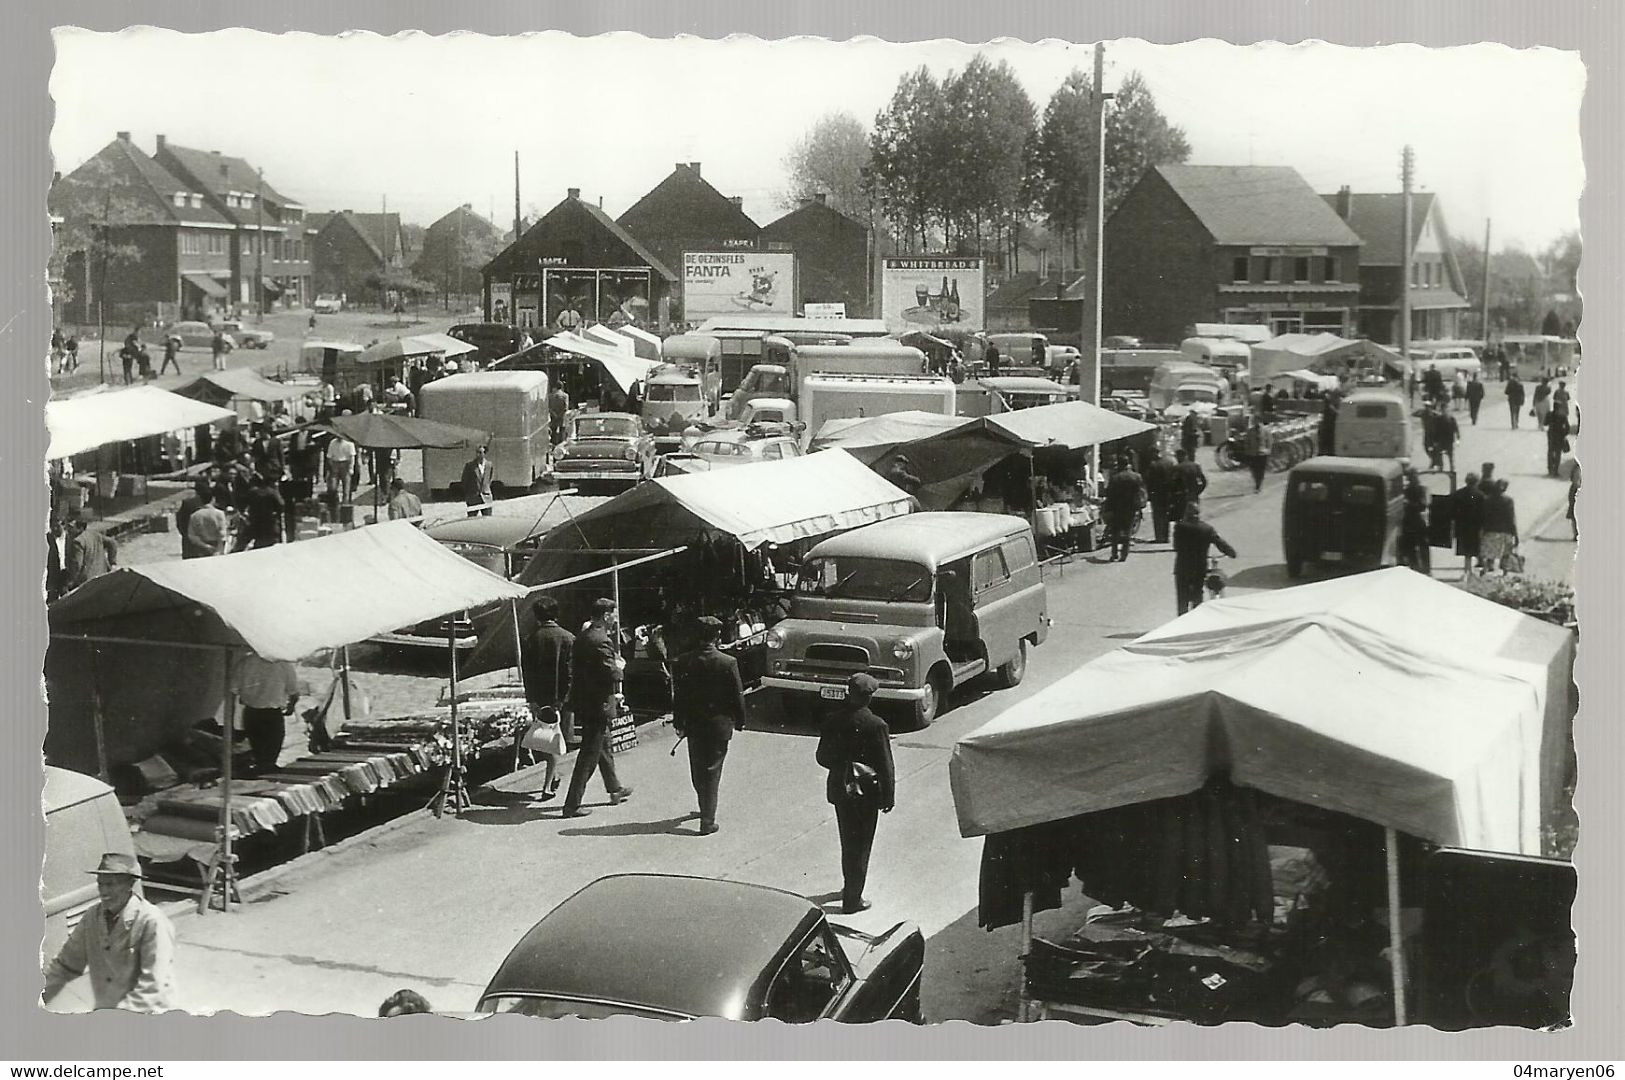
<box><xmin>50</xmin><ymin>380</ymin><xmax>1575</xmax><ymax>1020</ymax></box>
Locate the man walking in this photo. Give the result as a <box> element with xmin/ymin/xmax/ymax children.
<box><xmin>672</xmin><ymin>616</ymin><xmax>748</xmax><ymax>835</ymax></box>
<box><xmin>1100</xmin><ymin>456</ymin><xmax>1145</xmax><ymax>562</ymax></box>
<box><xmin>547</xmin><ymin>383</ymin><xmax>570</xmax><ymax>449</ymax></box>
<box><xmin>325</xmin><ymin>427</ymin><xmax>356</xmax><ymax>506</ymax></box>
<box><xmin>210</xmin><ymin>327</ymin><xmax>229</xmax><ymax>372</ymax></box>
<box><xmin>236</xmin><ymin>474</ymin><xmax>285</xmax><ymax>551</ymax></box>
<box><xmin>1531</xmin><ymin>376</ymin><xmax>1552</xmax><ymax>429</ymax></box>
<box><xmin>233</xmin><ymin>651</ymin><xmax>299</xmax><ymax>776</ymax></box>
<box><xmin>65</xmin><ymin>516</ymin><xmax>118</xmax><ymax>591</ymax></box>
<box><xmin>42</xmin><ymin>853</ymin><xmax>176</xmax><ymax>1012</ymax></box>
<box><xmin>560</xmin><ymin>598</ymin><xmax>633</xmax><ymax>818</ymax></box>
<box><xmin>1242</xmin><ymin>415</ymin><xmax>1272</xmax><ymax>494</ymax></box>
<box><xmin>1169</xmin><ymin>447</ymin><xmax>1208</xmax><ymax>525</ymax></box>
<box><xmin>461</xmin><ymin>445</ymin><xmax>495</xmax><ymax>517</ymax></box>
<box><xmin>1505</xmin><ymin>374</ymin><xmax>1526</xmax><ymax>429</ymax></box>
<box><xmin>520</xmin><ymin>596</ymin><xmax>576</xmax><ymax>801</ymax></box>
<box><xmin>816</xmin><ymin>673</ymin><xmax>896</xmax><ymax>915</ymax></box>
<box><xmin>1545</xmin><ymin>407</ymin><xmax>1572</xmax><ymax>478</ymax></box>
<box><xmin>186</xmin><ymin>488</ymin><xmax>230</xmax><ymax>557</ymax></box>
<box><xmin>1454</xmin><ymin>473</ymin><xmax>1486</xmax><ymax>577</ymax></box>
<box><xmin>1143</xmin><ymin>445</ymin><xmax>1176</xmax><ymax>544</ymax></box>
<box><xmin>158</xmin><ymin>333</ymin><xmax>182</xmax><ymax>376</ymax></box>
<box><xmin>1465</xmin><ymin>373</ymin><xmax>1485</xmax><ymax>425</ymax></box>
<box><xmin>1179</xmin><ymin>410</ymin><xmax>1202</xmax><ymax>460</ymax></box>
<box><xmin>1172</xmin><ymin>504</ymin><xmax>1236</xmax><ymax>615</ymax></box>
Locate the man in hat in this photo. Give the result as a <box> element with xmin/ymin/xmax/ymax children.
<box><xmin>42</xmin><ymin>853</ymin><xmax>176</xmax><ymax>1012</ymax></box>
<box><xmin>462</xmin><ymin>444</ymin><xmax>495</xmax><ymax>517</ymax></box>
<box><xmin>560</xmin><ymin>598</ymin><xmax>633</xmax><ymax>818</ymax></box>
<box><xmin>815</xmin><ymin>673</ymin><xmax>896</xmax><ymax>914</ymax></box>
<box><xmin>672</xmin><ymin>616</ymin><xmax>748</xmax><ymax>835</ymax></box>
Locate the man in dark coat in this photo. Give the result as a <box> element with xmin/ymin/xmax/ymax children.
<box><xmin>815</xmin><ymin>673</ymin><xmax>896</xmax><ymax>914</ymax></box>
<box><xmin>672</xmin><ymin>616</ymin><xmax>748</xmax><ymax>835</ymax></box>
<box><xmin>1142</xmin><ymin>446</ymin><xmax>1176</xmax><ymax>544</ymax></box>
<box><xmin>1100</xmin><ymin>456</ymin><xmax>1145</xmax><ymax>562</ymax></box>
<box><xmin>1317</xmin><ymin>394</ymin><xmax>1340</xmax><ymax>456</ymax></box>
<box><xmin>1179</xmin><ymin>410</ymin><xmax>1202</xmax><ymax>459</ymax></box>
<box><xmin>236</xmin><ymin>474</ymin><xmax>284</xmax><ymax>550</ymax></box>
<box><xmin>1545</xmin><ymin>407</ymin><xmax>1571</xmax><ymax>478</ymax></box>
<box><xmin>461</xmin><ymin>445</ymin><xmax>495</xmax><ymax>517</ymax></box>
<box><xmin>1505</xmin><ymin>374</ymin><xmax>1525</xmax><ymax>429</ymax></box>
<box><xmin>1172</xmin><ymin>503</ymin><xmax>1236</xmax><ymax>615</ymax></box>
<box><xmin>1422</xmin><ymin>363</ymin><xmax>1445</xmax><ymax>404</ymax></box>
<box><xmin>1454</xmin><ymin>473</ymin><xmax>1486</xmax><ymax>576</ymax></box>
<box><xmin>1465</xmin><ymin>374</ymin><xmax>1486</xmax><ymax>425</ymax></box>
<box><xmin>560</xmin><ymin>598</ymin><xmax>633</xmax><ymax>818</ymax></box>
<box><xmin>521</xmin><ymin>595</ymin><xmax>577</xmax><ymax>750</ymax></box>
<box><xmin>1169</xmin><ymin>448</ymin><xmax>1208</xmax><ymax>525</ymax></box>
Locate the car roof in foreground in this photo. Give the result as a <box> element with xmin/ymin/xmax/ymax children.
<box><xmin>808</xmin><ymin>512</ymin><xmax>1031</xmax><ymax>570</ymax></box>
<box><xmin>1290</xmin><ymin>455</ymin><xmax>1405</xmax><ymax>477</ymax></box>
<box><xmin>482</xmin><ymin>874</ymin><xmax>821</xmax><ymax>1019</ymax></box>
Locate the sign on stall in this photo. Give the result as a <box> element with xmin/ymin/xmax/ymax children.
<box><xmin>682</xmin><ymin>251</ymin><xmax>798</xmax><ymax>321</ymax></box>
<box><xmin>880</xmin><ymin>255</ymin><xmax>984</xmax><ymax>333</ymax></box>
<box><xmin>804</xmin><ymin>302</ymin><xmax>846</xmax><ymax>319</ymax></box>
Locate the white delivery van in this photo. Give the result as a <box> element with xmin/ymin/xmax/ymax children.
<box><xmin>421</xmin><ymin>370</ymin><xmax>551</xmax><ymax>494</ymax></box>
<box><xmin>1334</xmin><ymin>388</ymin><xmax>1414</xmax><ymax>460</ymax></box>
<box><xmin>1412</xmin><ymin>347</ymin><xmax>1484</xmax><ymax>382</ymax></box>
<box><xmin>1148</xmin><ymin>361</ymin><xmax>1229</xmax><ymax>414</ymax></box>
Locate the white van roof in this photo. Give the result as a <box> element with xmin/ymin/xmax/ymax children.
<box><xmin>422</xmin><ymin>371</ymin><xmax>549</xmax><ymax>394</ymax></box>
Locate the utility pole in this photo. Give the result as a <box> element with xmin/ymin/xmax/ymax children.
<box><xmin>97</xmin><ymin>190</ymin><xmax>110</xmax><ymax>384</ymax></box>
<box><xmin>255</xmin><ymin>167</ymin><xmax>265</xmax><ymax>324</ymax></box>
<box><xmin>1400</xmin><ymin>145</ymin><xmax>1414</xmax><ymax>365</ymax></box>
<box><xmin>1082</xmin><ymin>42</ymin><xmax>1110</xmax><ymax>475</ymax></box>
<box><xmin>1480</xmin><ymin>217</ymin><xmax>1492</xmax><ymax>347</ymax></box>
<box><xmin>513</xmin><ymin>151</ymin><xmax>522</xmax><ymax>242</ymax></box>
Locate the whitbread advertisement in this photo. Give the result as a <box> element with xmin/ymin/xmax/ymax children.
<box><xmin>881</xmin><ymin>256</ymin><xmax>985</xmax><ymax>333</ymax></box>
<box><xmin>682</xmin><ymin>251</ymin><xmax>798</xmax><ymax>321</ymax></box>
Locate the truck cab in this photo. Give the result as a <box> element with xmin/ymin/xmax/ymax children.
<box><xmin>642</xmin><ymin>368</ymin><xmax>711</xmax><ymax>453</ymax></box>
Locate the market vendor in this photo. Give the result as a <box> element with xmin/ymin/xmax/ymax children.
<box><xmin>233</xmin><ymin>652</ymin><xmax>300</xmax><ymax>776</ymax></box>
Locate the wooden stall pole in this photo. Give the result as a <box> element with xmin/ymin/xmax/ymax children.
<box><xmin>1385</xmin><ymin>826</ymin><xmax>1409</xmax><ymax>1026</ymax></box>
<box><xmin>339</xmin><ymin>644</ymin><xmax>353</xmax><ymax>720</ymax></box>
<box><xmin>86</xmin><ymin>646</ymin><xmax>110</xmax><ymax>783</ymax></box>
<box><xmin>509</xmin><ymin>598</ymin><xmax>526</xmax><ymax>772</ymax></box>
<box><xmin>435</xmin><ymin>618</ymin><xmax>470</xmax><ymax>817</ymax></box>
<box><xmin>208</xmin><ymin>650</ymin><xmax>241</xmax><ymax>915</ymax></box>
<box><xmin>1018</xmin><ymin>889</ymin><xmax>1036</xmax><ymax>1023</ymax></box>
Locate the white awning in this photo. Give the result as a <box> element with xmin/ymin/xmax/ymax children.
<box><xmin>548</xmin><ymin>330</ymin><xmax>666</xmax><ymax>393</ymax></box>
<box><xmin>46</xmin><ymin>386</ymin><xmax>237</xmax><ymax>460</ymax></box>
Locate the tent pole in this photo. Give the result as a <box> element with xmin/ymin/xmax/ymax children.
<box><xmin>213</xmin><ymin>650</ymin><xmax>240</xmax><ymax>915</ymax></box>
<box><xmin>1019</xmin><ymin>889</ymin><xmax>1035</xmax><ymax>1023</ymax></box>
<box><xmin>509</xmin><ymin>597</ymin><xmax>525</xmax><ymax>681</ymax></box>
<box><xmin>611</xmin><ymin>556</ymin><xmax>621</xmax><ymax>614</ymax></box>
<box><xmin>438</xmin><ymin>617</ymin><xmax>469</xmax><ymax>817</ymax></box>
<box><xmin>87</xmin><ymin>646</ymin><xmax>110</xmax><ymax>783</ymax></box>
<box><xmin>1386</xmin><ymin>826</ymin><xmax>1408</xmax><ymax>1026</ymax></box>
<box><xmin>339</xmin><ymin>644</ymin><xmax>353</xmax><ymax>720</ymax></box>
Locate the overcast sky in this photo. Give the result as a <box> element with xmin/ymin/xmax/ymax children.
<box><xmin>50</xmin><ymin>30</ymin><xmax>1584</xmax><ymax>252</ymax></box>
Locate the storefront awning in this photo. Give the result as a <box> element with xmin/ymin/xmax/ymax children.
<box><xmin>182</xmin><ymin>272</ymin><xmax>227</xmax><ymax>299</ymax></box>
<box><xmin>260</xmin><ymin>276</ymin><xmax>283</xmax><ymax>295</ymax></box>
<box><xmin>46</xmin><ymin>386</ymin><xmax>237</xmax><ymax>460</ymax></box>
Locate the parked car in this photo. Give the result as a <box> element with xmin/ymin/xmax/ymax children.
<box><xmin>312</xmin><ymin>295</ymin><xmax>343</xmax><ymax>314</ymax></box>
<box><xmin>142</xmin><ymin>320</ymin><xmax>230</xmax><ymax>351</ymax></box>
<box><xmin>551</xmin><ymin>412</ymin><xmax>657</xmax><ymax>492</ymax></box>
<box><xmin>659</xmin><ymin>423</ymin><xmax>804</xmax><ymax>475</ymax></box>
<box><xmin>370</xmin><ymin>516</ymin><xmax>549</xmax><ymax>650</ymax></box>
<box><xmin>213</xmin><ymin>319</ymin><xmax>275</xmax><ymax>349</ymax></box>
<box><xmin>478</xmin><ymin>874</ymin><xmax>925</xmax><ymax>1022</ymax></box>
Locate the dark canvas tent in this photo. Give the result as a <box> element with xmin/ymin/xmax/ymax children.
<box><xmin>171</xmin><ymin>369</ymin><xmax>313</xmax><ymax>408</ymax></box>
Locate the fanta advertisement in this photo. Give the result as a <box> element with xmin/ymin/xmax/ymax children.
<box><xmin>683</xmin><ymin>251</ymin><xmax>798</xmax><ymax>319</ymax></box>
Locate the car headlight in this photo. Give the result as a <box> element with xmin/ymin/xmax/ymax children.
<box><xmin>891</xmin><ymin>639</ymin><xmax>915</xmax><ymax>660</ymax></box>
<box><xmin>623</xmin><ymin>445</ymin><xmax>639</xmax><ymax>461</ymax></box>
<box><xmin>764</xmin><ymin>629</ymin><xmax>784</xmax><ymax>650</ymax></box>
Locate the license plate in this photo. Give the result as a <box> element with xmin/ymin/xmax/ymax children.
<box><xmin>1322</xmin><ymin>551</ymin><xmax>1343</xmax><ymax>562</ymax></box>
<box><xmin>819</xmin><ymin>686</ymin><xmax>847</xmax><ymax>700</ymax></box>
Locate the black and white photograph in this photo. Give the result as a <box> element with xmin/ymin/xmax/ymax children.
<box><xmin>24</xmin><ymin>12</ymin><xmax>1601</xmax><ymax>1051</ymax></box>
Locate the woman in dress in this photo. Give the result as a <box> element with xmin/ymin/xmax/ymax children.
<box><xmin>1479</xmin><ymin>479</ymin><xmax>1520</xmax><ymax>573</ymax></box>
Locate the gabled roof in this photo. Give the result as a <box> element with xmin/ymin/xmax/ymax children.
<box><xmin>424</xmin><ymin>203</ymin><xmax>499</xmax><ymax>239</ymax></box>
<box><xmin>160</xmin><ymin>143</ymin><xmax>296</xmax><ymax>209</ymax></box>
<box><xmin>1151</xmin><ymin>165</ymin><xmax>1363</xmax><ymax>248</ymax></box>
<box><xmin>762</xmin><ymin>197</ymin><xmax>866</xmax><ymax>238</ymax></box>
<box><xmin>315</xmin><ymin>211</ymin><xmax>407</xmax><ymax>262</ymax></box>
<box><xmin>1320</xmin><ymin>192</ymin><xmax>1440</xmax><ymax>265</ymax></box>
<box><xmin>49</xmin><ymin>138</ymin><xmax>234</xmax><ymax>228</ymax></box>
<box><xmin>484</xmin><ymin>193</ymin><xmax>678</xmax><ymax>281</ymax></box>
<box><xmin>306</xmin><ymin>212</ymin><xmax>334</xmax><ymax>234</ymax></box>
<box><xmin>617</xmin><ymin>164</ymin><xmax>759</xmax><ymax>238</ymax></box>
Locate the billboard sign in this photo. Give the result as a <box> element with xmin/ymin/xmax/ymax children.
<box><xmin>880</xmin><ymin>256</ymin><xmax>984</xmax><ymax>333</ymax></box>
<box><xmin>682</xmin><ymin>251</ymin><xmax>798</xmax><ymax>322</ymax></box>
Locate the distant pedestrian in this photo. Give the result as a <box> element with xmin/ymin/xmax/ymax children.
<box><xmin>325</xmin><ymin>430</ymin><xmax>356</xmax><ymax>505</ymax></box>
<box><xmin>1423</xmin><ymin>402</ymin><xmax>1459</xmax><ymax>472</ymax></box>
<box><xmin>158</xmin><ymin>335</ymin><xmax>181</xmax><ymax>376</ymax></box>
<box><xmin>673</xmin><ymin>616</ymin><xmax>747</xmax><ymax>835</ymax></box>
<box><xmin>1465</xmin><ymin>373</ymin><xmax>1485</xmax><ymax>425</ymax></box>
<box><xmin>1422</xmin><ymin>363</ymin><xmax>1445</xmax><ymax>404</ymax></box>
<box><xmin>1531</xmin><ymin>377</ymin><xmax>1552</xmax><ymax>428</ymax></box>
<box><xmin>1545</xmin><ymin>408</ymin><xmax>1571</xmax><ymax>478</ymax></box>
<box><xmin>1397</xmin><ymin>485</ymin><xmax>1431</xmax><ymax>575</ymax></box>
<box><xmin>186</xmin><ymin>489</ymin><xmax>230</xmax><ymax>556</ymax></box>
<box><xmin>1451</xmin><ymin>370</ymin><xmax>1468</xmax><ymax>412</ymax></box>
<box><xmin>135</xmin><ymin>343</ymin><xmax>154</xmax><ymax>381</ymax></box>
<box><xmin>1169</xmin><ymin>447</ymin><xmax>1207</xmax><ymax>524</ymax></box>
<box><xmin>233</xmin><ymin>652</ymin><xmax>300</xmax><ymax>776</ymax></box>
<box><xmin>63</xmin><ymin>335</ymin><xmax>80</xmax><ymax>373</ymax></box>
<box><xmin>237</xmin><ymin>473</ymin><xmax>284</xmax><ymax>550</ymax></box>
<box><xmin>1258</xmin><ymin>386</ymin><xmax>1276</xmax><ymax>419</ymax></box>
<box><xmin>176</xmin><ymin>481</ymin><xmax>211</xmax><ymax>558</ymax></box>
<box><xmin>1479</xmin><ymin>479</ymin><xmax>1519</xmax><ymax>573</ymax></box>
<box><xmin>1242</xmin><ymin>415</ymin><xmax>1272</xmax><ymax>493</ymax></box>
<box><xmin>1505</xmin><ymin>374</ymin><xmax>1525</xmax><ymax>428</ymax></box>
<box><xmin>1318</xmin><ymin>395</ymin><xmax>1339</xmax><ymax>456</ymax></box>
<box><xmin>1143</xmin><ymin>446</ymin><xmax>1176</xmax><ymax>544</ymax></box>
<box><xmin>461</xmin><ymin>444</ymin><xmax>495</xmax><ymax>517</ymax></box>
<box><xmin>1172</xmin><ymin>504</ymin><xmax>1236</xmax><ymax>615</ymax></box>
<box><xmin>1179</xmin><ymin>411</ymin><xmax>1202</xmax><ymax>459</ymax></box>
<box><xmin>1567</xmin><ymin>461</ymin><xmax>1580</xmax><ymax>540</ymax></box>
<box><xmin>378</xmin><ymin>989</ymin><xmax>432</xmax><ymax>1017</ymax></box>
<box><xmin>210</xmin><ymin>328</ymin><xmax>229</xmax><ymax>372</ymax></box>
<box><xmin>1551</xmin><ymin>380</ymin><xmax>1572</xmax><ymax>416</ymax></box>
<box><xmin>1100</xmin><ymin>456</ymin><xmax>1145</xmax><ymax>563</ymax></box>
<box><xmin>385</xmin><ymin>477</ymin><xmax>422</xmax><ymax>522</ymax></box>
<box><xmin>1454</xmin><ymin>474</ymin><xmax>1487</xmax><ymax>576</ymax></box>
<box><xmin>64</xmin><ymin>516</ymin><xmax>118</xmax><ymax>591</ymax></box>
<box><xmin>984</xmin><ymin>342</ymin><xmax>1001</xmax><ymax>378</ymax></box>
<box><xmin>46</xmin><ymin>516</ymin><xmax>67</xmax><ymax>602</ymax></box>
<box><xmin>816</xmin><ymin>672</ymin><xmax>896</xmax><ymax>915</ymax></box>
<box><xmin>560</xmin><ymin>598</ymin><xmax>633</xmax><ymax>819</ymax></box>
<box><xmin>519</xmin><ymin>596</ymin><xmax>575</xmax><ymax>802</ymax></box>
<box><xmin>119</xmin><ymin>340</ymin><xmax>136</xmax><ymax>385</ymax></box>
<box><xmin>42</xmin><ymin>853</ymin><xmax>176</xmax><ymax>1013</ymax></box>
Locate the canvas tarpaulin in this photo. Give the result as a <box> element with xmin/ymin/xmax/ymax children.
<box><xmin>810</xmin><ymin>411</ymin><xmax>973</xmax><ymax>462</ymax></box>
<box><xmin>172</xmin><ymin>369</ymin><xmax>313</xmax><ymax>406</ymax></box>
<box><xmin>951</xmin><ymin>568</ymin><xmax>1568</xmax><ymax>856</ymax></box>
<box><xmin>1250</xmin><ymin>334</ymin><xmax>1404</xmax><ymax>381</ymax></box>
<box><xmin>47</xmin><ymin>386</ymin><xmax>237</xmax><ymax>460</ymax></box>
<box><xmin>548</xmin><ymin>330</ymin><xmax>666</xmax><ymax>393</ymax></box>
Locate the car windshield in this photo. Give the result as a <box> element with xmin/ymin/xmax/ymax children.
<box><xmin>479</xmin><ymin>995</ymin><xmax>687</xmax><ymax>1021</ymax></box>
<box><xmin>742</xmin><ymin>369</ymin><xmax>790</xmax><ymax>396</ymax></box>
<box><xmin>646</xmin><ymin>384</ymin><xmax>701</xmax><ymax>403</ymax></box>
<box><xmin>574</xmin><ymin>416</ymin><xmax>638</xmax><ymax>439</ymax></box>
<box><xmin>1175</xmin><ymin>386</ymin><xmax>1218</xmax><ymax>403</ymax></box>
<box><xmin>796</xmin><ymin>556</ymin><xmax>932</xmax><ymax>603</ymax></box>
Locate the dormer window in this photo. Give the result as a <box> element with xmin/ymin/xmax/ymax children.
<box><xmin>173</xmin><ymin>192</ymin><xmax>187</xmax><ymax>207</ymax></box>
<box><xmin>190</xmin><ymin>194</ymin><xmax>203</xmax><ymax>209</ymax></box>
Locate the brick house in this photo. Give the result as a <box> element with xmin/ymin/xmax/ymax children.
<box><xmin>482</xmin><ymin>187</ymin><xmax>677</xmax><ymax>330</ymax></box>
<box><xmin>760</xmin><ymin>194</ymin><xmax>872</xmax><ymax>317</ymax></box>
<box><xmin>1323</xmin><ymin>188</ymin><xmax>1471</xmax><ymax>344</ymax></box>
<box><xmin>616</xmin><ymin>163</ymin><xmax>761</xmax><ymax>285</ymax></box>
<box><xmin>1104</xmin><ymin>165</ymin><xmax>1364</xmax><ymax>343</ymax></box>
<box><xmin>414</xmin><ymin>203</ymin><xmax>503</xmax><ymax>302</ymax></box>
<box><xmin>49</xmin><ymin>132</ymin><xmax>260</xmax><ymax>325</ymax></box>
<box><xmin>309</xmin><ymin>211</ymin><xmax>411</xmax><ymax>307</ymax></box>
<box><xmin>154</xmin><ymin>135</ymin><xmax>312</xmax><ymax>310</ymax></box>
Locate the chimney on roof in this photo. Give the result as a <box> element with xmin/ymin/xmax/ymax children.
<box><xmin>1335</xmin><ymin>185</ymin><xmax>1352</xmax><ymax>220</ymax></box>
<box><xmin>728</xmin><ymin>196</ymin><xmax>743</xmax><ymax>209</ymax></box>
<box><xmin>155</xmin><ymin>134</ymin><xmax>166</xmax><ymax>152</ymax></box>
<box><xmin>52</xmin><ymin>170</ymin><xmax>61</xmax><ymax>184</ymax></box>
<box><xmin>688</xmin><ymin>162</ymin><xmax>701</xmax><ymax>176</ymax></box>
<box><xmin>814</xmin><ymin>193</ymin><xmax>827</xmax><ymax>206</ymax></box>
<box><xmin>462</xmin><ymin>202</ymin><xmax>472</xmax><ymax>210</ymax></box>
<box><xmin>567</xmin><ymin>187</ymin><xmax>581</xmax><ymax>199</ymax></box>
<box><xmin>116</xmin><ymin>131</ymin><xmax>131</xmax><ymax>142</ymax></box>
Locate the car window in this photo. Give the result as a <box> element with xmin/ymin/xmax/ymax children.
<box><xmin>1295</xmin><ymin>480</ymin><xmax>1330</xmax><ymax>502</ymax></box>
<box><xmin>480</xmin><ymin>995</ymin><xmax>685</xmax><ymax>1021</ymax></box>
<box><xmin>759</xmin><ymin>443</ymin><xmax>784</xmax><ymax>461</ymax></box>
<box><xmin>1000</xmin><ymin>535</ymin><xmax>1036</xmax><ymax>573</ymax></box>
<box><xmin>970</xmin><ymin>547</ymin><xmax>1010</xmax><ymax>593</ymax></box>
<box><xmin>1353</xmin><ymin>403</ymin><xmax>1391</xmax><ymax>420</ymax></box>
<box><xmin>1344</xmin><ymin>481</ymin><xmax>1380</xmax><ymax>506</ymax></box>
<box><xmin>764</xmin><ymin>927</ymin><xmax>851</xmax><ymax>1024</ymax></box>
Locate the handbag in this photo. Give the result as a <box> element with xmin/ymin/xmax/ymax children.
<box><xmin>521</xmin><ymin>707</ymin><xmax>566</xmax><ymax>757</ymax></box>
<box><xmin>843</xmin><ymin>761</ymin><xmax>879</xmax><ymax>801</ymax></box>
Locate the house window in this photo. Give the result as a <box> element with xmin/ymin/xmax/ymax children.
<box><xmin>1231</xmin><ymin>256</ymin><xmax>1249</xmax><ymax>283</ymax></box>
<box><xmin>1411</xmin><ymin>262</ymin><xmax>1420</xmax><ymax>287</ymax></box>
<box><xmin>190</xmin><ymin>194</ymin><xmax>203</xmax><ymax>209</ymax></box>
<box><xmin>1324</xmin><ymin>256</ymin><xmax>1339</xmax><ymax>283</ymax></box>
<box><xmin>172</xmin><ymin>192</ymin><xmax>186</xmax><ymax>207</ymax></box>
<box><xmin>1264</xmin><ymin>258</ymin><xmax>1281</xmax><ymax>284</ymax></box>
<box><xmin>1293</xmin><ymin>257</ymin><xmax>1310</xmax><ymax>283</ymax></box>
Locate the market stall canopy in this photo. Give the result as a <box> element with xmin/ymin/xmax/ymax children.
<box><xmin>359</xmin><ymin>334</ymin><xmax>475</xmax><ymax>365</ymax></box>
<box><xmin>317</xmin><ymin>412</ymin><xmax>489</xmax><ymax>450</ymax></box>
<box><xmin>46</xmin><ymin>386</ymin><xmax>237</xmax><ymax>460</ymax></box>
<box><xmin>951</xmin><ymin>569</ymin><xmax>1572</xmax><ymax>855</ymax></box>
<box><xmin>810</xmin><ymin>411</ymin><xmax>972</xmax><ymax>461</ymax></box>
<box><xmin>49</xmin><ymin>520</ymin><xmax>528</xmax><ymax>662</ymax></box>
<box><xmin>1250</xmin><ymin>334</ymin><xmax>1403</xmax><ymax>381</ymax></box>
<box><xmin>1190</xmin><ymin>322</ymin><xmax>1272</xmax><ymax>345</ymax></box>
<box><xmin>583</xmin><ymin>324</ymin><xmax>635</xmax><ymax>355</ymax></box>
<box><xmin>172</xmin><ymin>368</ymin><xmax>313</xmax><ymax>406</ymax></box>
<box><xmin>411</xmin><ymin>332</ymin><xmax>479</xmax><ymax>358</ymax></box>
<box><xmin>615</xmin><ymin>324</ymin><xmax>663</xmax><ymax>361</ymax></box>
<box><xmin>547</xmin><ymin>330</ymin><xmax>666</xmax><ymax>393</ymax></box>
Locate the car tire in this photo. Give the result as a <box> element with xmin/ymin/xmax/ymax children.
<box><xmin>913</xmin><ymin>669</ymin><xmax>950</xmax><ymax>729</ymax></box>
<box><xmin>994</xmin><ymin>639</ymin><xmax>1028</xmax><ymax>689</ymax></box>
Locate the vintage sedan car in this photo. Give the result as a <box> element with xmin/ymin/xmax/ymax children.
<box><xmin>213</xmin><ymin>319</ymin><xmax>275</xmax><ymax>349</ymax></box>
<box><xmin>479</xmin><ymin>874</ymin><xmax>925</xmax><ymax>1022</ymax></box>
<box><xmin>312</xmin><ymin>295</ymin><xmax>343</xmax><ymax>314</ymax></box>
<box><xmin>658</xmin><ymin>423</ymin><xmax>803</xmax><ymax>475</ymax></box>
<box><xmin>551</xmin><ymin>412</ymin><xmax>657</xmax><ymax>492</ymax></box>
<box><xmin>143</xmin><ymin>320</ymin><xmax>231</xmax><ymax>351</ymax></box>
<box><xmin>370</xmin><ymin>515</ymin><xmax>547</xmax><ymax>650</ymax></box>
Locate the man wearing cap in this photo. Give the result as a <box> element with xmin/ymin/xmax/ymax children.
<box><xmin>672</xmin><ymin>616</ymin><xmax>748</xmax><ymax>835</ymax></box>
<box><xmin>560</xmin><ymin>597</ymin><xmax>633</xmax><ymax>817</ymax></box>
<box><xmin>462</xmin><ymin>444</ymin><xmax>495</xmax><ymax>517</ymax></box>
<box><xmin>815</xmin><ymin>673</ymin><xmax>896</xmax><ymax>914</ymax></box>
<box><xmin>42</xmin><ymin>853</ymin><xmax>176</xmax><ymax>1012</ymax></box>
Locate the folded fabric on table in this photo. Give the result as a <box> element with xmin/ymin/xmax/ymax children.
<box><xmin>156</xmin><ymin>784</ymin><xmax>290</xmax><ymax>834</ymax></box>
<box><xmin>257</xmin><ymin>771</ymin><xmax>350</xmax><ymax>811</ymax></box>
<box><xmin>138</xmin><ymin>814</ymin><xmax>221</xmax><ymax>843</ymax></box>
<box><xmin>338</xmin><ymin>739</ymin><xmax>443</xmax><ymax>770</ymax></box>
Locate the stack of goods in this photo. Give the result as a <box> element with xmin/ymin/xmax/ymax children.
<box><xmin>338</xmin><ymin>715</ymin><xmax>457</xmax><ymax>768</ymax></box>
<box><xmin>436</xmin><ymin>685</ymin><xmax>531</xmax><ymax>750</ymax></box>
